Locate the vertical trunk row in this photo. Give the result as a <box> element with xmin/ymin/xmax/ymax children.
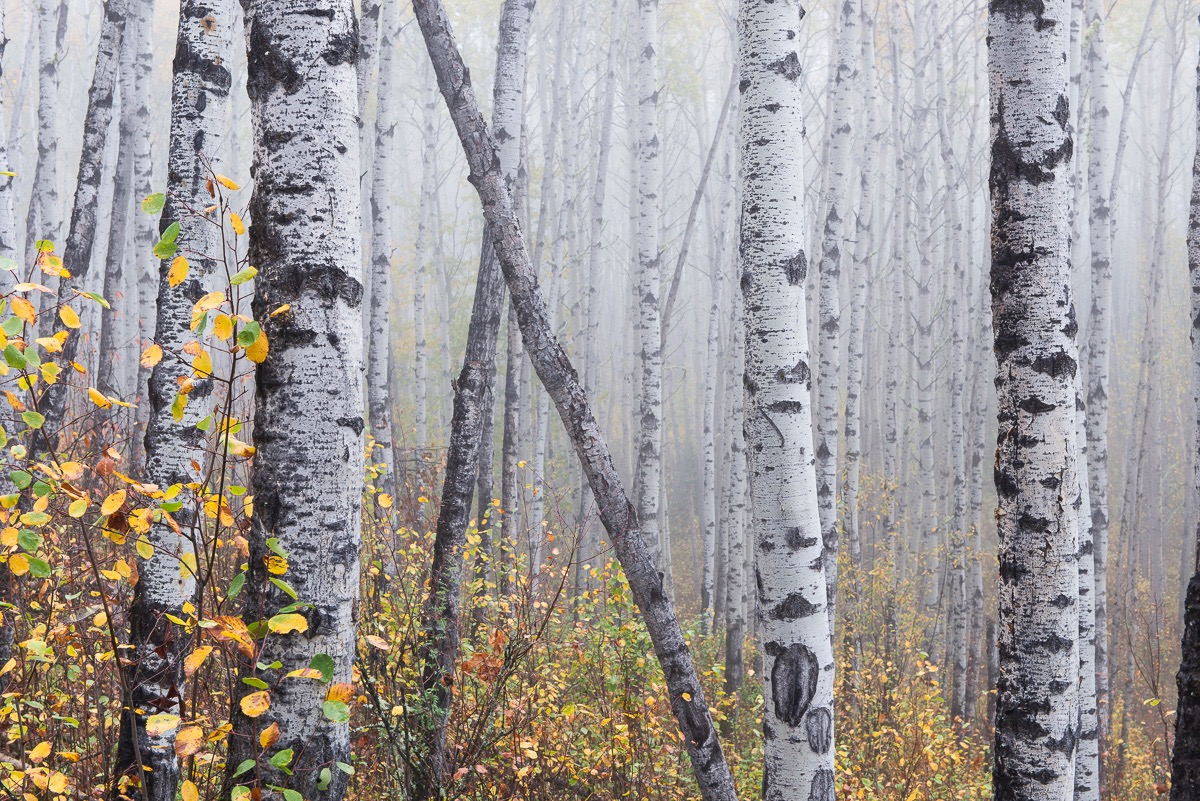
<box><xmin>738</xmin><ymin>2</ymin><xmax>836</xmax><ymax>799</ymax></box>
<box><xmin>226</xmin><ymin>3</ymin><xmax>364</xmax><ymax>801</ymax></box>
<box><xmin>633</xmin><ymin>0</ymin><xmax>664</xmax><ymax>571</ymax></box>
<box><xmin>988</xmin><ymin>1</ymin><xmax>1081</xmax><ymax>798</ymax></box>
<box><xmin>113</xmin><ymin>1</ymin><xmax>232</xmax><ymax>798</ymax></box>
<box><xmin>815</xmin><ymin>0</ymin><xmax>857</xmax><ymax>630</ymax></box>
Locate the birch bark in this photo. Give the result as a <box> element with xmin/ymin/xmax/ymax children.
<box><xmin>989</xmin><ymin>2</ymin><xmax>1081</xmax><ymax>797</ymax></box>
<box><xmin>225</xmin><ymin>3</ymin><xmax>364</xmax><ymax>800</ymax></box>
<box><xmin>738</xmin><ymin>2</ymin><xmax>835</xmax><ymax>798</ymax></box>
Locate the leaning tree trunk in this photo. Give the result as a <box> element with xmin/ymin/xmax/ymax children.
<box><xmin>411</xmin><ymin>1</ymin><xmax>739</xmax><ymax>797</ymax></box>
<box><xmin>815</xmin><ymin>0</ymin><xmax>857</xmax><ymax>632</ymax></box>
<box><xmin>633</xmin><ymin>0</ymin><xmax>665</xmax><ymax>571</ymax></box>
<box><xmin>988</xmin><ymin>2</ymin><xmax>1081</xmax><ymax>798</ymax></box>
<box><xmin>738</xmin><ymin>2</ymin><xmax>835</xmax><ymax>799</ymax></box>
<box><xmin>224</xmin><ymin>4</ymin><xmax>364</xmax><ymax>801</ymax></box>
<box><xmin>34</xmin><ymin>0</ymin><xmax>129</xmax><ymax>445</ymax></box>
<box><xmin>1170</xmin><ymin>24</ymin><xmax>1200</xmax><ymax>801</ymax></box>
<box><xmin>413</xmin><ymin>0</ymin><xmax>534</xmax><ymax>793</ymax></box>
<box><xmin>111</xmin><ymin>1</ymin><xmax>231</xmax><ymax>799</ymax></box>
<box><xmin>366</xmin><ymin>0</ymin><xmax>400</xmax><ymax>485</ymax></box>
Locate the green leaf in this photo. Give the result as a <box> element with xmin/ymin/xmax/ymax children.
<box><xmin>1</xmin><ymin>317</ymin><xmax>21</xmax><ymax>336</ymax></box>
<box><xmin>196</xmin><ymin>415</ymin><xmax>214</xmax><ymax>432</ymax></box>
<box><xmin>269</xmin><ymin>577</ymin><xmax>298</xmax><ymax>600</ymax></box>
<box><xmin>231</xmin><ymin>787</ymin><xmax>251</xmax><ymax>801</ymax></box>
<box><xmin>227</xmin><ymin>571</ymin><xmax>246</xmax><ymax>600</ymax></box>
<box><xmin>171</xmin><ymin>392</ymin><xmax>187</xmax><ymax>423</ymax></box>
<box><xmin>25</xmin><ymin>556</ymin><xmax>50</xmax><ymax>578</ymax></box>
<box><xmin>266</xmin><ymin>537</ymin><xmax>286</xmax><ymax>558</ymax></box>
<box><xmin>0</xmin><ymin>256</ymin><xmax>17</xmax><ymax>273</ymax></box>
<box><xmin>9</xmin><ymin>471</ymin><xmax>31</xmax><ymax>490</ymax></box>
<box><xmin>21</xmin><ymin>411</ymin><xmax>44</xmax><ymax>430</ymax></box>
<box><xmin>141</xmin><ymin>193</ymin><xmax>166</xmax><ymax>215</ymax></box>
<box><xmin>269</xmin><ymin>749</ymin><xmax>294</xmax><ymax>770</ymax></box>
<box><xmin>34</xmin><ymin>240</ymin><xmax>53</xmax><ymax>253</ymax></box>
<box><xmin>335</xmin><ymin>761</ymin><xmax>355</xmax><ymax>775</ymax></box>
<box><xmin>160</xmin><ymin>220</ymin><xmax>181</xmax><ymax>246</ymax></box>
<box><xmin>3</xmin><ymin>344</ymin><xmax>26</xmax><ymax>370</ymax></box>
<box><xmin>80</xmin><ymin>291</ymin><xmax>111</xmax><ymax>309</ymax></box>
<box><xmin>236</xmin><ymin>321</ymin><xmax>262</xmax><ymax>347</ymax></box>
<box><xmin>232</xmin><ymin>759</ymin><xmax>256</xmax><ymax>778</ymax></box>
<box><xmin>230</xmin><ymin>266</ymin><xmax>258</xmax><ymax>286</ymax></box>
<box><xmin>153</xmin><ymin>239</ymin><xmax>178</xmax><ymax>260</ymax></box>
<box><xmin>242</xmin><ymin>677</ymin><xmax>269</xmax><ymax>689</ymax></box>
<box><xmin>31</xmin><ymin>480</ymin><xmax>50</xmax><ymax>498</ymax></box>
<box><xmin>317</xmin><ymin>767</ymin><xmax>332</xmax><ymax>792</ymax></box>
<box><xmin>162</xmin><ymin>500</ymin><xmax>183</xmax><ymax>512</ymax></box>
<box><xmin>322</xmin><ymin>700</ymin><xmax>349</xmax><ymax>723</ymax></box>
<box><xmin>309</xmin><ymin>653</ymin><xmax>334</xmax><ymax>683</ymax></box>
<box><xmin>17</xmin><ymin>529</ymin><xmax>41</xmax><ymax>550</ymax></box>
<box><xmin>282</xmin><ymin>790</ymin><xmax>302</xmax><ymax>801</ymax></box>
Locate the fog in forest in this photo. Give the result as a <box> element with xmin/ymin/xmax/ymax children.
<box><xmin>0</xmin><ymin>0</ymin><xmax>1194</xmax><ymax>799</ymax></box>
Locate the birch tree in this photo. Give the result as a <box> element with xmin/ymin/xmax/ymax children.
<box><xmin>988</xmin><ymin>1</ymin><xmax>1081</xmax><ymax>797</ymax></box>
<box><xmin>739</xmin><ymin>1</ymin><xmax>835</xmax><ymax>798</ymax></box>
<box><xmin>224</xmin><ymin>3</ymin><xmax>365</xmax><ymax>800</ymax></box>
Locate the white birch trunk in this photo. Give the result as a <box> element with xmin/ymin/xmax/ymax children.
<box><xmin>0</xmin><ymin>4</ymin><xmax>15</xmax><ymax>270</ymax></box>
<box><xmin>227</xmin><ymin>4</ymin><xmax>364</xmax><ymax>801</ymax></box>
<box><xmin>1075</xmin><ymin>384</ymin><xmax>1099</xmax><ymax>801</ymax></box>
<box><xmin>413</xmin><ymin>73</ymin><xmax>437</xmax><ymax>448</ymax></box>
<box><xmin>988</xmin><ymin>2</ymin><xmax>1081</xmax><ymax>796</ymax></box>
<box><xmin>739</xmin><ymin>2</ymin><xmax>835</xmax><ymax>798</ymax></box>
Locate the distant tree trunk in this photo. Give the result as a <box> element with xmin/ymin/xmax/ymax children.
<box><xmin>414</xmin><ymin>0</ymin><xmax>534</xmax><ymax>790</ymax></box>
<box><xmin>24</xmin><ymin>0</ymin><xmax>66</xmax><ymax>267</ymax></box>
<box><xmin>97</xmin><ymin>14</ymin><xmax>143</xmax><ymax>405</ymax></box>
<box><xmin>1075</xmin><ymin>384</ymin><xmax>1099</xmax><ymax>801</ymax></box>
<box><xmin>577</xmin><ymin>0</ymin><xmax>620</xmax><ymax>598</ymax></box>
<box><xmin>633</xmin><ymin>0</ymin><xmax>665</xmax><ymax>571</ymax></box>
<box><xmin>701</xmin><ymin>190</ymin><xmax>726</xmax><ymax>631</ymax></box>
<box><xmin>34</xmin><ymin>0</ymin><xmax>129</xmax><ymax>443</ymax></box>
<box><xmin>0</xmin><ymin>4</ymin><xmax>16</xmax><ymax>270</ymax></box>
<box><xmin>499</xmin><ymin>304</ymin><xmax>523</xmax><ymax>588</ymax></box>
<box><xmin>723</xmin><ymin>286</ymin><xmax>747</xmax><ymax>700</ymax></box>
<box><xmin>411</xmin><ymin>2</ymin><xmax>739</xmax><ymax>796</ymax></box>
<box><xmin>739</xmin><ymin>2</ymin><xmax>835</xmax><ymax>799</ymax></box>
<box><xmin>111</xmin><ymin>1</ymin><xmax>231</xmax><ymax>799</ymax></box>
<box><xmin>988</xmin><ymin>2</ymin><xmax>1081</xmax><ymax>798</ymax></box>
<box><xmin>815</xmin><ymin>0</ymin><xmax>856</xmax><ymax>632</ymax></box>
<box><xmin>842</xmin><ymin>0</ymin><xmax>877</xmax><ymax>588</ymax></box>
<box><xmin>366</xmin><ymin>0</ymin><xmax>399</xmax><ymax>484</ymax></box>
<box><xmin>413</xmin><ymin>71</ymin><xmax>437</xmax><ymax>448</ymax></box>
<box><xmin>129</xmin><ymin>0</ymin><xmax>156</xmax><ymax>474</ymax></box>
<box><xmin>1171</xmin><ymin>22</ymin><xmax>1200</xmax><ymax>801</ymax></box>
<box><xmin>225</xmin><ymin>4</ymin><xmax>364</xmax><ymax>801</ymax></box>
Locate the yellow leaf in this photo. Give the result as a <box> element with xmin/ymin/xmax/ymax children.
<box><xmin>47</xmin><ymin>771</ymin><xmax>68</xmax><ymax>794</ymax></box>
<box><xmin>135</xmin><ymin>537</ymin><xmax>154</xmax><ymax>559</ymax></box>
<box><xmin>141</xmin><ymin>343</ymin><xmax>163</xmax><ymax>368</ymax></box>
<box><xmin>266</xmin><ymin>555</ymin><xmax>288</xmax><ymax>575</ymax></box>
<box><xmin>192</xmin><ymin>349</ymin><xmax>213</xmax><ymax>378</ymax></box>
<box><xmin>28</xmin><ymin>742</ymin><xmax>50</xmax><ymax>764</ymax></box>
<box><xmin>244</xmin><ymin>330</ymin><xmax>268</xmax><ymax>364</ymax></box>
<box><xmin>212</xmin><ymin>314</ymin><xmax>233</xmax><ymax>341</ymax></box>
<box><xmin>8</xmin><ymin>554</ymin><xmax>29</xmax><ymax>576</ymax></box>
<box><xmin>270</xmin><ymin>304</ymin><xmax>290</xmax><ymax>317</ymax></box>
<box><xmin>68</xmin><ymin>498</ymin><xmax>88</xmax><ymax>518</ymax></box>
<box><xmin>0</xmin><ymin>528</ymin><xmax>15</xmax><ymax>548</ymax></box>
<box><xmin>169</xmin><ymin>256</ymin><xmax>189</xmax><ymax>287</ymax></box>
<box><xmin>286</xmin><ymin>667</ymin><xmax>325</xmax><ymax>680</ymax></box>
<box><xmin>184</xmin><ymin>646</ymin><xmax>213</xmax><ymax>678</ymax></box>
<box><xmin>174</xmin><ymin>725</ymin><xmax>204</xmax><ymax>758</ymax></box>
<box><xmin>267</xmin><ymin>613</ymin><xmax>308</xmax><ymax>635</ymax></box>
<box><xmin>215</xmin><ymin>174</ymin><xmax>241</xmax><ymax>191</ymax></box>
<box><xmin>230</xmin><ymin>212</ymin><xmax>245</xmax><ymax>235</ymax></box>
<box><xmin>88</xmin><ymin>387</ymin><xmax>113</xmax><ymax>409</ymax></box>
<box><xmin>190</xmin><ymin>291</ymin><xmax>226</xmax><ymax>330</ymax></box>
<box><xmin>180</xmin><ymin>551</ymin><xmax>197</xmax><ymax>580</ymax></box>
<box><xmin>10</xmin><ymin>297</ymin><xmax>35</xmax><ymax>325</ymax></box>
<box><xmin>240</xmin><ymin>691</ymin><xmax>270</xmax><ymax>718</ymax></box>
<box><xmin>181</xmin><ymin>780</ymin><xmax>200</xmax><ymax>801</ymax></box>
<box><xmin>34</xmin><ymin>336</ymin><xmax>61</xmax><ymax>354</ymax></box>
<box><xmin>378</xmin><ymin>494</ymin><xmax>393</xmax><ymax>509</ymax></box>
<box><xmin>365</xmin><ymin>635</ymin><xmax>390</xmax><ymax>651</ymax></box>
<box><xmin>145</xmin><ymin>712</ymin><xmax>181</xmax><ymax>737</ymax></box>
<box><xmin>101</xmin><ymin>490</ymin><xmax>127</xmax><ymax>516</ymax></box>
<box><xmin>326</xmin><ymin>682</ymin><xmax>354</xmax><ymax>703</ymax></box>
<box><xmin>259</xmin><ymin>722</ymin><xmax>280</xmax><ymax>749</ymax></box>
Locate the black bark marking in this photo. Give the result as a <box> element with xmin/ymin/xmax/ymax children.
<box><xmin>783</xmin><ymin>251</ymin><xmax>807</xmax><ymax>284</ymax></box>
<box><xmin>808</xmin><ymin>767</ymin><xmax>835</xmax><ymax>801</ymax></box>
<box><xmin>805</xmin><ymin>706</ymin><xmax>832</xmax><ymax>754</ymax></box>
<box><xmin>771</xmin><ymin>593</ymin><xmax>821</xmax><ymax>621</ymax></box>
<box><xmin>770</xmin><ymin>643</ymin><xmax>818</xmax><ymax>726</ymax></box>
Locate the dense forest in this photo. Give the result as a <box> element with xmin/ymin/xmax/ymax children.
<box><xmin>0</xmin><ymin>0</ymin><xmax>1195</xmax><ymax>798</ymax></box>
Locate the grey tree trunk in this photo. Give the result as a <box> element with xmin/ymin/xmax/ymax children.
<box><xmin>738</xmin><ymin>2</ymin><xmax>835</xmax><ymax>799</ymax></box>
<box><xmin>411</xmin><ymin>1</ymin><xmax>739</xmax><ymax>796</ymax></box>
<box><xmin>0</xmin><ymin>4</ymin><xmax>15</xmax><ymax>268</ymax></box>
<box><xmin>113</xmin><ymin>1</ymin><xmax>231</xmax><ymax>799</ymax></box>
<box><xmin>723</xmin><ymin>286</ymin><xmax>747</xmax><ymax>700</ymax></box>
<box><xmin>24</xmin><ymin>0</ymin><xmax>67</xmax><ymax>268</ymax></box>
<box><xmin>33</xmin><ymin>0</ymin><xmax>128</xmax><ymax>443</ymax></box>
<box><xmin>225</xmin><ymin>4</ymin><xmax>365</xmax><ymax>801</ymax></box>
<box><xmin>988</xmin><ymin>1</ymin><xmax>1081</xmax><ymax>798</ymax></box>
<box><xmin>815</xmin><ymin>0</ymin><xmax>857</xmax><ymax>632</ymax></box>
